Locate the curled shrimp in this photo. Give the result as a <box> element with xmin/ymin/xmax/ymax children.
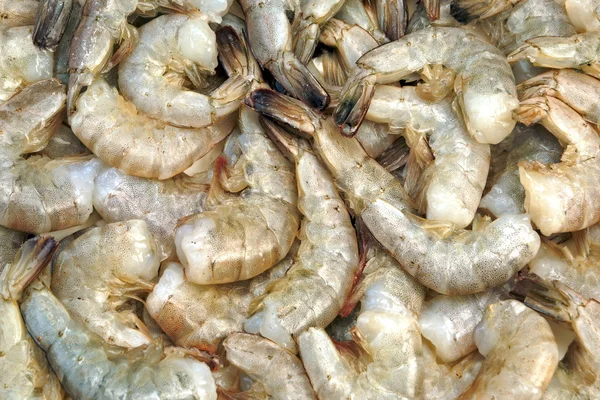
<box><xmin>51</xmin><ymin>220</ymin><xmax>160</xmax><ymax>348</ymax></box>
<box><xmin>457</xmin><ymin>300</ymin><xmax>559</xmax><ymax>399</ymax></box>
<box><xmin>334</xmin><ymin>27</ymin><xmax>519</xmax><ymax>145</ymax></box>
<box><xmin>518</xmin><ymin>69</ymin><xmax>600</xmax><ymax>126</ymax></box>
<box><xmin>514</xmin><ymin>95</ymin><xmax>600</xmax><ymax>235</ymax></box>
<box><xmin>0</xmin><ymin>79</ymin><xmax>102</xmax><ymax>234</ymax></box>
<box><xmin>298</xmin><ymin>243</ymin><xmax>426</xmax><ymax>399</ymax></box>
<box><xmin>240</xmin><ymin>0</ymin><xmax>329</xmax><ymax>109</ymax></box>
<box><xmin>419</xmin><ymin>287</ymin><xmax>505</xmax><ymax>363</ymax></box>
<box><xmin>248</xmin><ymin>88</ymin><xmax>540</xmax><ymax>296</ymax></box>
<box><xmin>69</xmin><ymin>25</ymin><xmax>255</xmax><ymax>180</ymax></box>
<box><xmin>145</xmin><ymin>244</ymin><xmax>297</xmax><ymax>353</ymax></box>
<box><xmin>93</xmin><ymin>167</ymin><xmax>208</xmax><ymax>260</ymax></box>
<box><xmin>175</xmin><ymin>107</ymin><xmax>300</xmax><ymax>285</ymax></box>
<box><xmin>508</xmin><ymin>31</ymin><xmax>600</xmax><ymax>79</ymax></box>
<box><xmin>224</xmin><ymin>333</ymin><xmax>317</xmax><ymax>399</ymax></box>
<box><xmin>118</xmin><ymin>14</ymin><xmax>252</xmax><ymax>129</ymax></box>
<box><xmin>0</xmin><ymin>24</ymin><xmax>54</xmax><ymax>102</ymax></box>
<box><xmin>244</xmin><ymin>122</ymin><xmax>358</xmax><ymax>353</ymax></box>
<box><xmin>366</xmin><ymin>84</ymin><xmax>490</xmax><ymax>228</ymax></box>
<box><xmin>480</xmin><ymin>124</ymin><xmax>562</xmax><ymax>217</ymax></box>
<box><xmin>0</xmin><ymin>236</ymin><xmax>63</xmax><ymax>400</ymax></box>
<box><xmin>18</xmin><ymin>237</ymin><xmax>218</xmax><ymax>400</ymax></box>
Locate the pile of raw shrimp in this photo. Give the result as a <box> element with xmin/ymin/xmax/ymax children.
<box><xmin>2</xmin><ymin>0</ymin><xmax>600</xmax><ymax>397</ymax></box>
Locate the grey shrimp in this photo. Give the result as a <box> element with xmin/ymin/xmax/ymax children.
<box><xmin>334</xmin><ymin>27</ymin><xmax>519</xmax><ymax>145</ymax></box>
<box><xmin>248</xmin><ymin>88</ymin><xmax>540</xmax><ymax>296</ymax></box>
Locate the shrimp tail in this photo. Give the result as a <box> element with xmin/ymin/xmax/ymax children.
<box><xmin>449</xmin><ymin>0</ymin><xmax>512</xmax><ymax>23</ymax></box>
<box><xmin>333</xmin><ymin>72</ymin><xmax>377</xmax><ymax>137</ymax></box>
<box><xmin>260</xmin><ymin>117</ymin><xmax>303</xmax><ymax>161</ymax></box>
<box><xmin>511</xmin><ymin>271</ymin><xmax>574</xmax><ymax>323</ymax></box>
<box><xmin>216</xmin><ymin>26</ymin><xmax>258</xmax><ymax>80</ymax></box>
<box><xmin>0</xmin><ymin>237</ymin><xmax>58</xmax><ymax>301</ymax></box>
<box><xmin>423</xmin><ymin>0</ymin><xmax>440</xmax><ymax>21</ymax></box>
<box><xmin>377</xmin><ymin>0</ymin><xmax>410</xmax><ymax>40</ymax></box>
<box><xmin>33</xmin><ymin>0</ymin><xmax>73</xmax><ymax>50</ymax></box>
<box><xmin>102</xmin><ymin>24</ymin><xmax>139</xmax><ymax>73</ymax></box>
<box><xmin>246</xmin><ymin>89</ymin><xmax>319</xmax><ymax>137</ymax></box>
<box><xmin>376</xmin><ymin>136</ymin><xmax>410</xmax><ymax>172</ymax></box>
<box><xmin>293</xmin><ymin>19</ymin><xmax>320</xmax><ymax>64</ymax></box>
<box><xmin>266</xmin><ymin>52</ymin><xmax>330</xmax><ymax>110</ymax></box>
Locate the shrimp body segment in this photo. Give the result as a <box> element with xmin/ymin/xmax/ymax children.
<box><xmin>175</xmin><ymin>108</ymin><xmax>300</xmax><ymax>285</ymax></box>
<box><xmin>249</xmin><ymin>89</ymin><xmax>540</xmax><ymax>296</ymax></box>
<box><xmin>334</xmin><ymin>27</ymin><xmax>519</xmax><ymax>145</ymax></box>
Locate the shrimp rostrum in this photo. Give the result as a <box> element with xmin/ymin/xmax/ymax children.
<box><xmin>333</xmin><ymin>27</ymin><xmax>519</xmax><ymax>145</ymax></box>
<box><xmin>16</xmin><ymin>236</ymin><xmax>219</xmax><ymax>400</ymax></box>
<box><xmin>248</xmin><ymin>88</ymin><xmax>540</xmax><ymax>296</ymax></box>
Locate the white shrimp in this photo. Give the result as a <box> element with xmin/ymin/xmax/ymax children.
<box><xmin>508</xmin><ymin>31</ymin><xmax>600</xmax><ymax>79</ymax></box>
<box><xmin>93</xmin><ymin>167</ymin><xmax>208</xmax><ymax>260</ymax></box>
<box><xmin>334</xmin><ymin>27</ymin><xmax>519</xmax><ymax>145</ymax></box>
<box><xmin>480</xmin><ymin>123</ymin><xmax>562</xmax><ymax>217</ymax></box>
<box><xmin>175</xmin><ymin>107</ymin><xmax>300</xmax><ymax>285</ymax></box>
<box><xmin>419</xmin><ymin>288</ymin><xmax>505</xmax><ymax>363</ymax></box>
<box><xmin>457</xmin><ymin>300</ymin><xmax>559</xmax><ymax>399</ymax></box>
<box><xmin>18</xmin><ymin>237</ymin><xmax>218</xmax><ymax>400</ymax></box>
<box><xmin>0</xmin><ymin>25</ymin><xmax>54</xmax><ymax>102</ymax></box>
<box><xmin>248</xmin><ymin>88</ymin><xmax>540</xmax><ymax>295</ymax></box>
<box><xmin>298</xmin><ymin>244</ymin><xmax>426</xmax><ymax>399</ymax></box>
<box><xmin>51</xmin><ymin>220</ymin><xmax>160</xmax><ymax>348</ymax></box>
<box><xmin>146</xmin><ymin>243</ymin><xmax>297</xmax><ymax>354</ymax></box>
<box><xmin>243</xmin><ymin>123</ymin><xmax>358</xmax><ymax>353</ymax></box>
<box><xmin>69</xmin><ymin>25</ymin><xmax>256</xmax><ymax>180</ymax></box>
<box><xmin>118</xmin><ymin>14</ymin><xmax>250</xmax><ymax>129</ymax></box>
<box><xmin>224</xmin><ymin>333</ymin><xmax>317</xmax><ymax>400</ymax></box>
<box><xmin>366</xmin><ymin>84</ymin><xmax>491</xmax><ymax>228</ymax></box>
<box><xmin>514</xmin><ymin>95</ymin><xmax>600</xmax><ymax>235</ymax></box>
<box><xmin>0</xmin><ymin>79</ymin><xmax>101</xmax><ymax>234</ymax></box>
<box><xmin>0</xmin><ymin>237</ymin><xmax>63</xmax><ymax>400</ymax></box>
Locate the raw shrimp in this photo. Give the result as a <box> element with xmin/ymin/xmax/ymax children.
<box><xmin>175</xmin><ymin>107</ymin><xmax>300</xmax><ymax>284</ymax></box>
<box><xmin>518</xmin><ymin>69</ymin><xmax>600</xmax><ymax>126</ymax></box>
<box><xmin>93</xmin><ymin>167</ymin><xmax>207</xmax><ymax>260</ymax></box>
<box><xmin>0</xmin><ymin>25</ymin><xmax>54</xmax><ymax>102</ymax></box>
<box><xmin>480</xmin><ymin>0</ymin><xmax>576</xmax><ymax>56</ymax></box>
<box><xmin>240</xmin><ymin>0</ymin><xmax>329</xmax><ymax>109</ymax></box>
<box><xmin>518</xmin><ymin>276</ymin><xmax>600</xmax><ymax>397</ymax></box>
<box><xmin>145</xmin><ymin>243</ymin><xmax>298</xmax><ymax>353</ymax></box>
<box><xmin>0</xmin><ymin>237</ymin><xmax>63</xmax><ymax>400</ymax></box>
<box><xmin>0</xmin><ymin>226</ymin><xmax>26</xmax><ymax>270</ymax></box>
<box><xmin>224</xmin><ymin>333</ymin><xmax>317</xmax><ymax>400</ymax></box>
<box><xmin>298</xmin><ymin>244</ymin><xmax>426</xmax><ymax>399</ymax></box>
<box><xmin>457</xmin><ymin>300</ymin><xmax>559</xmax><ymax>399</ymax></box>
<box><xmin>118</xmin><ymin>14</ymin><xmax>251</xmax><ymax>129</ymax></box>
<box><xmin>69</xmin><ymin>25</ymin><xmax>256</xmax><ymax>180</ymax></box>
<box><xmin>480</xmin><ymin>124</ymin><xmax>562</xmax><ymax>217</ymax></box>
<box><xmin>51</xmin><ymin>220</ymin><xmax>160</xmax><ymax>348</ymax></box>
<box><xmin>334</xmin><ymin>27</ymin><xmax>519</xmax><ymax>145</ymax></box>
<box><xmin>248</xmin><ymin>88</ymin><xmax>540</xmax><ymax>295</ymax></box>
<box><xmin>0</xmin><ymin>79</ymin><xmax>102</xmax><ymax>233</ymax></box>
<box><xmin>508</xmin><ymin>31</ymin><xmax>600</xmax><ymax>79</ymax></box>
<box><xmin>366</xmin><ymin>84</ymin><xmax>490</xmax><ymax>228</ymax></box>
<box><xmin>33</xmin><ymin>0</ymin><xmax>72</xmax><ymax>50</ymax></box>
<box><xmin>244</xmin><ymin>123</ymin><xmax>358</xmax><ymax>353</ymax></box>
<box><xmin>419</xmin><ymin>288</ymin><xmax>504</xmax><ymax>363</ymax></box>
<box><xmin>334</xmin><ymin>0</ymin><xmax>388</xmax><ymax>43</ymax></box>
<box><xmin>449</xmin><ymin>0</ymin><xmax>520</xmax><ymax>23</ymax></box>
<box><xmin>514</xmin><ymin>95</ymin><xmax>600</xmax><ymax>235</ymax></box>
<box><xmin>564</xmin><ymin>0</ymin><xmax>600</xmax><ymax>33</ymax></box>
<box><xmin>0</xmin><ymin>0</ymin><xmax>39</xmax><ymax>29</ymax></box>
<box><xmin>19</xmin><ymin>237</ymin><xmax>218</xmax><ymax>400</ymax></box>
<box><xmin>66</xmin><ymin>0</ymin><xmax>138</xmax><ymax>110</ymax></box>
